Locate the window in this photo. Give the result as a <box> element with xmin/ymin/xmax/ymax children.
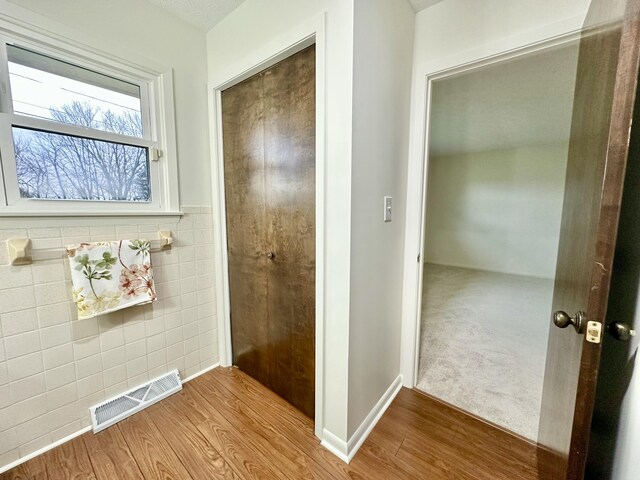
<box><xmin>0</xmin><ymin>30</ymin><xmax>179</xmax><ymax>214</ymax></box>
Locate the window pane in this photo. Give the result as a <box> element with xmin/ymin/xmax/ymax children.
<box><xmin>7</xmin><ymin>45</ymin><xmax>143</xmax><ymax>138</ymax></box>
<box><xmin>13</xmin><ymin>127</ymin><xmax>151</xmax><ymax>202</ymax></box>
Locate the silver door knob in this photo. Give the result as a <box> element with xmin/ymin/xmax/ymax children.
<box><xmin>608</xmin><ymin>321</ymin><xmax>637</xmax><ymax>341</ymax></box>
<box><xmin>266</xmin><ymin>251</ymin><xmax>274</xmax><ymax>259</ymax></box>
<box><xmin>553</xmin><ymin>310</ymin><xmax>586</xmax><ymax>334</ymax></box>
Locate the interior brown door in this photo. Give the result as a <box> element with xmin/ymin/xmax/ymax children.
<box><xmin>537</xmin><ymin>0</ymin><xmax>640</xmax><ymax>478</ymax></box>
<box><xmin>221</xmin><ymin>45</ymin><xmax>316</xmax><ymax>418</ymax></box>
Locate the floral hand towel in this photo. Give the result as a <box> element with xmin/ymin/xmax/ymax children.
<box><xmin>66</xmin><ymin>240</ymin><xmax>156</xmax><ymax>319</ymax></box>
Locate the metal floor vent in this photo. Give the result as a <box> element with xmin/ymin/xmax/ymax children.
<box><xmin>90</xmin><ymin>369</ymin><xmax>182</xmax><ymax>433</ymax></box>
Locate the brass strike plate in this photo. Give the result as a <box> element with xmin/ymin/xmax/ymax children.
<box><xmin>586</xmin><ymin>321</ymin><xmax>602</xmax><ymax>344</ymax></box>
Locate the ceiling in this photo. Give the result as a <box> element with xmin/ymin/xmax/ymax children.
<box><xmin>146</xmin><ymin>0</ymin><xmax>444</xmax><ymax>30</ymax></box>
<box><xmin>143</xmin><ymin>0</ymin><xmax>578</xmax><ymax>157</ymax></box>
<box><xmin>429</xmin><ymin>42</ymin><xmax>580</xmax><ymax>157</ymax></box>
<box><xmin>408</xmin><ymin>0</ymin><xmax>446</xmax><ymax>12</ymax></box>
<box><xmin>145</xmin><ymin>0</ymin><xmax>245</xmax><ymax>30</ymax></box>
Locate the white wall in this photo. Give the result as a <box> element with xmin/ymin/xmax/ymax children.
<box><xmin>400</xmin><ymin>0</ymin><xmax>591</xmax><ymax>387</ymax></box>
<box><xmin>0</xmin><ymin>0</ymin><xmax>218</xmax><ymax>471</ymax></box>
<box><xmin>5</xmin><ymin>0</ymin><xmax>211</xmax><ymax>206</ymax></box>
<box><xmin>206</xmin><ymin>0</ymin><xmax>355</xmax><ymax>443</ymax></box>
<box><xmin>207</xmin><ymin>0</ymin><xmax>415</xmax><ymax>451</ymax></box>
<box><xmin>347</xmin><ymin>0</ymin><xmax>414</xmax><ymax>437</ymax></box>
<box><xmin>424</xmin><ymin>144</ymin><xmax>568</xmax><ymax>279</ymax></box>
<box><xmin>0</xmin><ymin>210</ymin><xmax>219</xmax><ymax>471</ymax></box>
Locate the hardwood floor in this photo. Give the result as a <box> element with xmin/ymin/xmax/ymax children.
<box><xmin>1</xmin><ymin>367</ymin><xmax>541</xmax><ymax>479</ymax></box>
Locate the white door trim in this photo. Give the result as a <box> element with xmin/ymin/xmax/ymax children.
<box><xmin>399</xmin><ymin>29</ymin><xmax>582</xmax><ymax>388</ymax></box>
<box><xmin>208</xmin><ymin>14</ymin><xmax>327</xmax><ymax>438</ymax></box>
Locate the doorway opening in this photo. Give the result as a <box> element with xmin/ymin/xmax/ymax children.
<box><xmin>417</xmin><ymin>40</ymin><xmax>580</xmax><ymax>441</ymax></box>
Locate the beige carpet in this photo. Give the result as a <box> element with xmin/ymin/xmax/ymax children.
<box><xmin>416</xmin><ymin>263</ymin><xmax>553</xmax><ymax>441</ymax></box>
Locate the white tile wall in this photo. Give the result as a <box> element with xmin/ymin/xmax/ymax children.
<box><xmin>0</xmin><ymin>206</ymin><xmax>219</xmax><ymax>470</ymax></box>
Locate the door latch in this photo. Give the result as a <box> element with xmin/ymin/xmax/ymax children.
<box><xmin>586</xmin><ymin>321</ymin><xmax>602</xmax><ymax>344</ymax></box>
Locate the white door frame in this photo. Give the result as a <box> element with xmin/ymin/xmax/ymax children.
<box><xmin>208</xmin><ymin>15</ymin><xmax>327</xmax><ymax>438</ymax></box>
<box><xmin>399</xmin><ymin>30</ymin><xmax>582</xmax><ymax>388</ymax></box>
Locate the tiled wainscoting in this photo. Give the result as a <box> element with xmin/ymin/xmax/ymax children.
<box><xmin>0</xmin><ymin>206</ymin><xmax>219</xmax><ymax>470</ymax></box>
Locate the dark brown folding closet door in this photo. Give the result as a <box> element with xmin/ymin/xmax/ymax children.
<box><xmin>221</xmin><ymin>45</ymin><xmax>316</xmax><ymax>418</ymax></box>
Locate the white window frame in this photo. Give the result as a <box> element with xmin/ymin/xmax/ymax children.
<box><xmin>0</xmin><ymin>21</ymin><xmax>180</xmax><ymax>216</ymax></box>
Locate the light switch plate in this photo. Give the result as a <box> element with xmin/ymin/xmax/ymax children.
<box><xmin>384</xmin><ymin>196</ymin><xmax>392</xmax><ymax>222</ymax></box>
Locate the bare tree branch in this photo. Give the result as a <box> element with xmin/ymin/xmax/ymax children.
<box><xmin>14</xmin><ymin>101</ymin><xmax>149</xmax><ymax>202</ymax></box>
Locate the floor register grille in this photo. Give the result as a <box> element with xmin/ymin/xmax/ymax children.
<box><xmin>90</xmin><ymin>369</ymin><xmax>182</xmax><ymax>433</ymax></box>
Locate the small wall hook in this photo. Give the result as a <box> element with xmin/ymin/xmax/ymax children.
<box><xmin>7</xmin><ymin>238</ymin><xmax>32</xmax><ymax>266</ymax></box>
<box><xmin>159</xmin><ymin>231</ymin><xmax>173</xmax><ymax>249</ymax></box>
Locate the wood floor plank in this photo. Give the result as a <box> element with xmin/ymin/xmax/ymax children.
<box><xmin>391</xmin><ymin>389</ymin><xmax>471</xmax><ymax>442</ymax></box>
<box><xmin>201</xmin><ymin>368</ymin><xmax>367</xmax><ymax>480</ymax></box>
<box><xmin>390</xmin><ymin>406</ymin><xmax>508</xmax><ymax>479</ymax></box>
<box><xmin>1</xmin><ymin>367</ymin><xmax>542</xmax><ymax>480</ymax></box>
<box><xmin>145</xmin><ymin>401</ymin><xmax>241</xmax><ymax>480</ymax></box>
<box><xmin>364</xmin><ymin>412</ymin><xmax>406</xmax><ymax>454</ymax></box>
<box><xmin>163</xmin><ymin>387</ymin><xmax>285</xmax><ymax>480</ymax></box>
<box><xmin>393</xmin><ymin>390</ymin><xmax>539</xmax><ymax>479</ymax></box>
<box><xmin>352</xmin><ymin>439</ymin><xmax>452</xmax><ymax>480</ymax></box>
<box><xmin>0</xmin><ymin>454</ymin><xmax>46</xmax><ymax>480</ymax></box>
<box><xmin>117</xmin><ymin>410</ymin><xmax>193</xmax><ymax>480</ymax></box>
<box><xmin>394</xmin><ymin>436</ymin><xmax>482</xmax><ymax>480</ymax></box>
<box><xmin>0</xmin><ymin>467</ymin><xmax>39</xmax><ymax>480</ymax></box>
<box><xmin>392</xmin><ymin>408</ymin><xmax>533</xmax><ymax>480</ymax></box>
<box><xmin>42</xmin><ymin>436</ymin><xmax>96</xmax><ymax>480</ymax></box>
<box><xmin>82</xmin><ymin>427</ymin><xmax>144</xmax><ymax>480</ymax></box>
<box><xmin>348</xmin><ymin>441</ymin><xmax>425</xmax><ymax>480</ymax></box>
<box><xmin>0</xmin><ymin>469</ymin><xmax>29</xmax><ymax>480</ymax></box>
<box><xmin>203</xmin><ymin>369</ymin><xmax>440</xmax><ymax>480</ymax></box>
<box><xmin>202</xmin><ymin>368</ymin><xmax>421</xmax><ymax>480</ymax></box>
<box><xmin>401</xmin><ymin>388</ymin><xmax>537</xmax><ymax>461</ymax></box>
<box><xmin>212</xmin><ymin>367</ymin><xmax>314</xmax><ymax>430</ymax></box>
<box><xmin>194</xmin><ymin>371</ymin><xmax>336</xmax><ymax>480</ymax></box>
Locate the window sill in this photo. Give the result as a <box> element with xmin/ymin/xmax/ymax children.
<box><xmin>0</xmin><ymin>210</ymin><xmax>184</xmax><ymax>229</ymax></box>
<box><xmin>0</xmin><ymin>210</ymin><xmax>183</xmax><ymax>218</ymax></box>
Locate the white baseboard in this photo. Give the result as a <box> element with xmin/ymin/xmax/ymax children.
<box><xmin>321</xmin><ymin>374</ymin><xmax>403</xmax><ymax>464</ymax></box>
<box><xmin>182</xmin><ymin>362</ymin><xmax>220</xmax><ymax>383</ymax></box>
<box><xmin>0</xmin><ymin>425</ymin><xmax>92</xmax><ymax>475</ymax></box>
<box><xmin>0</xmin><ymin>362</ymin><xmax>221</xmax><ymax>474</ymax></box>
<box><xmin>320</xmin><ymin>429</ymin><xmax>349</xmax><ymax>462</ymax></box>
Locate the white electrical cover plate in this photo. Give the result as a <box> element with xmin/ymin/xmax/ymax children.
<box><xmin>384</xmin><ymin>196</ymin><xmax>392</xmax><ymax>222</ymax></box>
